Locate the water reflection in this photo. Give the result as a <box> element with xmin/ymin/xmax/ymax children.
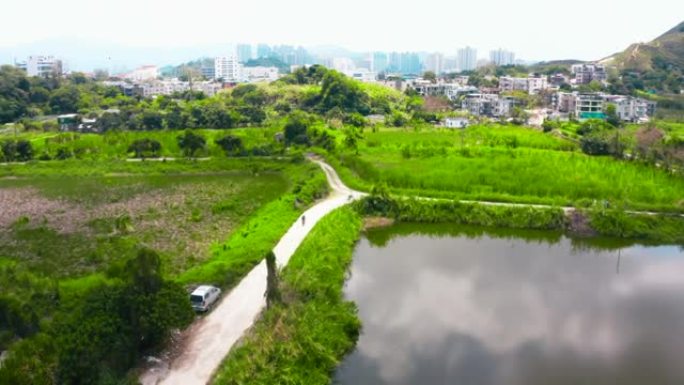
<box><xmin>335</xmin><ymin>225</ymin><xmax>684</xmax><ymax>385</ymax></box>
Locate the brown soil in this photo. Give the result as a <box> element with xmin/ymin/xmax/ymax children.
<box><xmin>363</xmin><ymin>216</ymin><xmax>395</xmax><ymax>230</ymax></box>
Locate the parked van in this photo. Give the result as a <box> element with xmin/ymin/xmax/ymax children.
<box><xmin>190</xmin><ymin>285</ymin><xmax>221</xmax><ymax>312</ymax></box>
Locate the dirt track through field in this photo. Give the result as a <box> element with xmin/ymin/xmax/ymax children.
<box><xmin>140</xmin><ymin>158</ymin><xmax>363</xmax><ymax>385</ymax></box>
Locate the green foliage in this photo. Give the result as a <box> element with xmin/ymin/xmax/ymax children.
<box><xmin>214</xmin><ymin>207</ymin><xmax>362</xmax><ymax>385</ymax></box>
<box><xmin>216</xmin><ymin>135</ymin><xmax>244</xmax><ymax>156</ymax></box>
<box><xmin>355</xmin><ymin>196</ymin><xmax>568</xmax><ymax>230</ymax></box>
<box><xmin>264</xmin><ymin>251</ymin><xmax>280</xmax><ymax>309</ymax></box>
<box><xmin>49</xmin><ymin>86</ymin><xmax>81</xmax><ymax>114</ymax></box>
<box><xmin>127</xmin><ymin>138</ymin><xmax>161</xmax><ymax>158</ymax></box>
<box><xmin>0</xmin><ymin>139</ymin><xmax>33</xmax><ymax>162</ymax></box>
<box><xmin>177</xmin><ymin>130</ymin><xmax>206</xmax><ymax>158</ymax></box>
<box><xmin>283</xmin><ymin>111</ymin><xmax>313</xmax><ymax>145</ymax></box>
<box><xmin>588</xmin><ymin>210</ymin><xmax>684</xmax><ymax>244</ymax></box>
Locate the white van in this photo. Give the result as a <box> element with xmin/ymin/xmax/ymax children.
<box><xmin>190</xmin><ymin>285</ymin><xmax>221</xmax><ymax>312</ymax></box>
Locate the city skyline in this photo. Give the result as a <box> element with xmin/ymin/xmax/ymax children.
<box><xmin>1</xmin><ymin>0</ymin><xmax>682</xmax><ymax>64</ymax></box>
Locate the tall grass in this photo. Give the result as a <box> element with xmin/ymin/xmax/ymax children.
<box><xmin>337</xmin><ymin>131</ymin><xmax>684</xmax><ymax>212</ymax></box>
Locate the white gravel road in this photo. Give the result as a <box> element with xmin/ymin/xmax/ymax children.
<box><xmin>140</xmin><ymin>158</ymin><xmax>363</xmax><ymax>385</ymax></box>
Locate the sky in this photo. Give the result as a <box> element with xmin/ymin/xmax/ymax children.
<box><xmin>1</xmin><ymin>0</ymin><xmax>682</xmax><ymax>69</ymax></box>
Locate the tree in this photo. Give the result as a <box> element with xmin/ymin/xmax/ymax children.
<box><xmin>216</xmin><ymin>135</ymin><xmax>244</xmax><ymax>156</ymax></box>
<box><xmin>422</xmin><ymin>71</ymin><xmax>437</xmax><ymax>83</ymax></box>
<box><xmin>264</xmin><ymin>251</ymin><xmax>281</xmax><ymax>309</ymax></box>
<box><xmin>49</xmin><ymin>86</ymin><xmax>80</xmax><ymax>114</ymax></box>
<box><xmin>128</xmin><ymin>139</ymin><xmax>162</xmax><ymax>159</ymax></box>
<box><xmin>141</xmin><ymin>110</ymin><xmax>164</xmax><ymax>130</ymax></box>
<box><xmin>344</xmin><ymin>127</ymin><xmax>363</xmax><ymax>154</ymax></box>
<box><xmin>318</xmin><ymin>70</ymin><xmax>370</xmax><ymax>114</ymax></box>
<box><xmin>0</xmin><ymin>65</ymin><xmax>30</xmax><ymax>123</ymax></box>
<box><xmin>15</xmin><ymin>140</ymin><xmax>33</xmax><ymax>161</ymax></box>
<box><xmin>580</xmin><ymin>134</ymin><xmax>611</xmax><ymax>155</ymax></box>
<box><xmin>283</xmin><ymin>111</ymin><xmax>313</xmax><ymax>145</ymax></box>
<box><xmin>1</xmin><ymin>140</ymin><xmax>17</xmax><ymax>162</ymax></box>
<box><xmin>98</xmin><ymin>111</ymin><xmax>123</xmax><ymax>131</ymax></box>
<box><xmin>177</xmin><ymin>130</ymin><xmax>206</xmax><ymax>158</ymax></box>
<box><xmin>605</xmin><ymin>103</ymin><xmax>621</xmax><ymax>127</ymax></box>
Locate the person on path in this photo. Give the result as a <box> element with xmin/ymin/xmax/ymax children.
<box><xmin>301</xmin><ymin>215</ymin><xmax>306</xmax><ymax>226</ymax></box>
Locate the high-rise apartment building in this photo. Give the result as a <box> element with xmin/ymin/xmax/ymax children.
<box><xmin>372</xmin><ymin>52</ymin><xmax>389</xmax><ymax>73</ymax></box>
<box><xmin>256</xmin><ymin>44</ymin><xmax>272</xmax><ymax>59</ymax></box>
<box><xmin>457</xmin><ymin>47</ymin><xmax>477</xmax><ymax>72</ymax></box>
<box><xmin>489</xmin><ymin>49</ymin><xmax>516</xmax><ymax>66</ymax></box>
<box><xmin>236</xmin><ymin>44</ymin><xmax>253</xmax><ymax>63</ymax></box>
<box><xmin>425</xmin><ymin>53</ymin><xmax>445</xmax><ymax>74</ymax></box>
<box><xmin>214</xmin><ymin>56</ymin><xmax>241</xmax><ymax>82</ymax></box>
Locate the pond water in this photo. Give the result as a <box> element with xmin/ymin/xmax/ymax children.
<box><xmin>335</xmin><ymin>224</ymin><xmax>684</xmax><ymax>385</ymax></box>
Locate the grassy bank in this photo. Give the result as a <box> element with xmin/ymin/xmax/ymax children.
<box><xmin>213</xmin><ymin>207</ymin><xmax>363</xmax><ymax>385</ymax></box>
<box><xmin>355</xmin><ymin>195</ymin><xmax>684</xmax><ymax>245</ymax></box>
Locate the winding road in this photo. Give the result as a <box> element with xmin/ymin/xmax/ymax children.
<box><xmin>140</xmin><ymin>157</ymin><xmax>364</xmax><ymax>385</ymax></box>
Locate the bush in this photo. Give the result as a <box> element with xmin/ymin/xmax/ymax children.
<box><xmin>127</xmin><ymin>138</ymin><xmax>162</xmax><ymax>159</ymax></box>
<box><xmin>216</xmin><ymin>135</ymin><xmax>244</xmax><ymax>156</ymax></box>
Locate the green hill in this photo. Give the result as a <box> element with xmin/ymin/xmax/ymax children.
<box><xmin>601</xmin><ymin>21</ymin><xmax>684</xmax><ymax>93</ymax></box>
<box><xmin>603</xmin><ymin>21</ymin><xmax>684</xmax><ymax>71</ymax></box>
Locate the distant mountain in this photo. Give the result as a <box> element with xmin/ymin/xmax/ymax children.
<box><xmin>601</xmin><ymin>21</ymin><xmax>684</xmax><ymax>72</ymax></box>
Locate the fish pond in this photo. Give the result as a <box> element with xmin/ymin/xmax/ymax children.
<box><xmin>335</xmin><ymin>224</ymin><xmax>684</xmax><ymax>385</ymax></box>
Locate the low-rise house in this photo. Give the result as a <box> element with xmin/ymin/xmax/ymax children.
<box><xmin>444</xmin><ymin>117</ymin><xmax>469</xmax><ymax>128</ymax></box>
<box><xmin>571</xmin><ymin>63</ymin><xmax>607</xmax><ymax>85</ymax></box>
<box><xmin>57</xmin><ymin>114</ymin><xmax>79</xmax><ymax>131</ymax></box>
<box><xmin>242</xmin><ymin>66</ymin><xmax>280</xmax><ymax>82</ymax></box>
<box><xmin>462</xmin><ymin>94</ymin><xmax>516</xmax><ymax>118</ymax></box>
<box><xmin>410</xmin><ymin>80</ymin><xmax>478</xmax><ymax>101</ymax></box>
<box><xmin>499</xmin><ymin>74</ymin><xmax>548</xmax><ymax>95</ymax></box>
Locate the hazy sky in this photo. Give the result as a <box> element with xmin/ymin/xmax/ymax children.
<box><xmin>2</xmin><ymin>0</ymin><xmax>683</xmax><ymax>61</ymax></box>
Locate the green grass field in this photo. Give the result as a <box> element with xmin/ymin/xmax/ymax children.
<box><xmin>335</xmin><ymin>125</ymin><xmax>684</xmax><ymax>212</ymax></box>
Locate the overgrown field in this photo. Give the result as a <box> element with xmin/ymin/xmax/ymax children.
<box><xmin>334</xmin><ymin>125</ymin><xmax>684</xmax><ymax>212</ymax></box>
<box><xmin>0</xmin><ymin>172</ymin><xmax>287</xmax><ymax>277</ymax></box>
<box><xmin>0</xmin><ymin>157</ymin><xmax>329</xmax><ymax>383</ymax></box>
<box><xmin>213</xmin><ymin>207</ymin><xmax>363</xmax><ymax>385</ymax></box>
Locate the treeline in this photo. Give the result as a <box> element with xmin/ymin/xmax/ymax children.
<box><xmin>0</xmin><ymin>248</ymin><xmax>193</xmax><ymax>385</ymax></box>
<box><xmin>2</xmin><ymin>64</ymin><xmax>444</xmax><ymax>133</ymax></box>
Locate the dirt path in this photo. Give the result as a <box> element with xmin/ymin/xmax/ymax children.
<box><xmin>140</xmin><ymin>157</ymin><xmax>360</xmax><ymax>385</ymax></box>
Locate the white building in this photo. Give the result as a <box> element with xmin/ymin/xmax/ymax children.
<box><xmin>425</xmin><ymin>53</ymin><xmax>445</xmax><ymax>74</ymax></box>
<box><xmin>489</xmin><ymin>49</ymin><xmax>516</xmax><ymax>66</ymax></box>
<box><xmin>457</xmin><ymin>47</ymin><xmax>477</xmax><ymax>72</ymax></box>
<box><xmin>444</xmin><ymin>117</ymin><xmax>470</xmax><ymax>128</ymax></box>
<box><xmin>571</xmin><ymin>64</ymin><xmax>607</xmax><ymax>85</ymax></box>
<box><xmin>242</xmin><ymin>66</ymin><xmax>280</xmax><ymax>82</ymax></box>
<box><xmin>410</xmin><ymin>80</ymin><xmax>478</xmax><ymax>101</ymax></box>
<box><xmin>346</xmin><ymin>69</ymin><xmax>377</xmax><ymax>83</ymax></box>
<box><xmin>15</xmin><ymin>55</ymin><xmax>63</xmax><ymax>78</ymax></box>
<box><xmin>499</xmin><ymin>75</ymin><xmax>549</xmax><ymax>94</ymax></box>
<box><xmin>123</xmin><ymin>65</ymin><xmax>159</xmax><ymax>81</ymax></box>
<box><xmin>215</xmin><ymin>56</ymin><xmax>242</xmax><ymax>83</ymax></box>
<box><xmin>332</xmin><ymin>58</ymin><xmax>356</xmax><ymax>73</ymax></box>
<box><xmin>462</xmin><ymin>94</ymin><xmax>516</xmax><ymax>117</ymax></box>
<box><xmin>142</xmin><ymin>79</ymin><xmax>222</xmax><ymax>97</ymax></box>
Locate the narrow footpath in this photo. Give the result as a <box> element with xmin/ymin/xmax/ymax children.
<box><xmin>140</xmin><ymin>157</ymin><xmax>363</xmax><ymax>385</ymax></box>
